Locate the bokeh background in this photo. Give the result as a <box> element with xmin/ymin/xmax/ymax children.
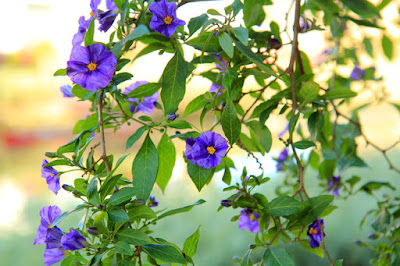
<box><xmin>1</xmin><ymin>0</ymin><xmax>400</xmax><ymax>265</ymax></box>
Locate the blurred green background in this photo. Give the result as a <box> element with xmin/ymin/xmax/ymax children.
<box><xmin>1</xmin><ymin>0</ymin><xmax>400</xmax><ymax>265</ymax></box>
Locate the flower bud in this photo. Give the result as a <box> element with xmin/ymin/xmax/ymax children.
<box><xmin>87</xmin><ymin>227</ymin><xmax>99</xmax><ymax>236</ymax></box>
<box><xmin>220</xmin><ymin>200</ymin><xmax>232</xmax><ymax>207</ymax></box>
<box><xmin>96</xmin><ymin>204</ymin><xmax>104</xmax><ymax>210</ymax></box>
<box><xmin>268</xmin><ymin>38</ymin><xmax>282</xmax><ymax>50</ymax></box>
<box><xmin>62</xmin><ymin>184</ymin><xmax>74</xmax><ymax>192</ymax></box>
<box><xmin>45</xmin><ymin>152</ymin><xmax>58</xmax><ymax>158</ymax></box>
<box><xmin>167</xmin><ymin>113</ymin><xmax>177</xmax><ymax>121</ymax></box>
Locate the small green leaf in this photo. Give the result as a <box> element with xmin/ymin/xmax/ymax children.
<box><xmin>300</xmin><ymin>240</ymin><xmax>324</xmax><ymax>258</ymax></box>
<box><xmin>115</xmin><ymin>241</ymin><xmax>133</xmax><ymax>256</ymax></box>
<box><xmin>54</xmin><ymin>68</ymin><xmax>67</xmax><ymax>76</ymax></box>
<box><xmin>360</xmin><ymin>181</ymin><xmax>395</xmax><ymax>194</ymax></box>
<box><xmin>161</xmin><ymin>52</ymin><xmax>189</xmax><ymax>114</ymax></box>
<box><xmin>323</xmin><ymin>89</ymin><xmax>357</xmax><ymax>100</ymax></box>
<box><xmin>126</xmin><ymin>83</ymin><xmax>161</xmax><ymax>98</ymax></box>
<box><xmin>100</xmin><ymin>174</ymin><xmax>122</xmax><ymax>200</ymax></box>
<box><xmin>222</xmin><ymin>164</ymin><xmax>232</xmax><ymax>185</ymax></box>
<box><xmin>243</xmin><ymin>0</ymin><xmax>266</xmax><ymax>28</ymax></box>
<box><xmin>183</xmin><ymin>227</ymin><xmax>200</xmax><ymax>258</ymax></box>
<box><xmin>112</xmin><ymin>25</ymin><xmax>150</xmax><ymax>55</ymax></box>
<box><xmin>381</xmin><ymin>34</ymin><xmax>393</xmax><ymax>60</ymax></box>
<box><xmin>266</xmin><ymin>196</ymin><xmax>302</xmax><ymax>216</ymax></box>
<box><xmin>143</xmin><ymin>244</ymin><xmax>187</xmax><ymax>264</ymax></box>
<box><xmin>156</xmin><ymin>133</ymin><xmax>176</xmax><ymax>193</ymax></box>
<box><xmin>222</xmin><ymin>99</ymin><xmax>241</xmax><ymax>145</ymax></box>
<box><xmin>128</xmin><ymin>205</ymin><xmax>157</xmax><ymax>220</ymax></box>
<box><xmin>187</xmin><ymin>162</ymin><xmax>215</xmax><ymax>191</ymax></box>
<box><xmin>233</xmin><ymin>27</ymin><xmax>249</xmax><ymax>46</ymax></box>
<box><xmin>126</xmin><ymin>126</ymin><xmax>147</xmax><ymax>150</ymax></box>
<box><xmin>108</xmin><ymin>187</ymin><xmax>136</xmax><ymax>206</ymax></box>
<box><xmin>293</xmin><ymin>140</ymin><xmax>316</xmax><ymax>149</ymax></box>
<box><xmin>241</xmin><ymin>250</ymin><xmax>252</xmax><ymax>266</ymax></box>
<box><xmin>207</xmin><ymin>9</ymin><xmax>222</xmax><ymax>16</ymax></box>
<box><xmin>108</xmin><ymin>209</ymin><xmax>129</xmax><ymax>222</ymax></box>
<box><xmin>132</xmin><ymin>134</ymin><xmax>159</xmax><ymax>200</ymax></box>
<box><xmin>288</xmin><ymin>195</ymin><xmax>334</xmax><ymax>227</ymax></box>
<box><xmin>116</xmin><ymin>228</ymin><xmax>151</xmax><ymax>245</ymax></box>
<box><xmin>183</xmin><ymin>94</ymin><xmax>205</xmax><ymax>117</ymax></box>
<box><xmin>158</xmin><ymin>199</ymin><xmax>206</xmax><ymax>220</ymax></box>
<box><xmin>188</xmin><ymin>14</ymin><xmax>209</xmax><ymax>37</ymax></box>
<box><xmin>335</xmin><ymin>259</ymin><xmax>344</xmax><ymax>266</ymax></box>
<box><xmin>84</xmin><ymin>17</ymin><xmax>95</xmax><ymax>47</ymax></box>
<box><xmin>218</xmin><ymin>32</ymin><xmax>234</xmax><ymax>58</ymax></box>
<box><xmin>112</xmin><ymin>72</ymin><xmax>133</xmax><ymax>85</ymax></box>
<box><xmin>167</xmin><ymin>120</ymin><xmax>192</xmax><ymax>129</ymax></box>
<box><xmin>289</xmin><ymin>113</ymin><xmax>300</xmax><ymax>139</ymax></box>
<box><xmin>72</xmin><ymin>85</ymin><xmax>90</xmax><ymax>99</ymax></box>
<box><xmin>299</xmin><ymin>81</ymin><xmax>320</xmax><ymax>105</ymax></box>
<box><xmin>263</xmin><ymin>247</ymin><xmax>295</xmax><ymax>266</ymax></box>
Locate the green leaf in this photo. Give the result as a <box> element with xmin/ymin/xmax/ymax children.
<box><xmin>100</xmin><ymin>174</ymin><xmax>122</xmax><ymax>201</ymax></box>
<box><xmin>108</xmin><ymin>209</ymin><xmax>129</xmax><ymax>222</ymax></box>
<box><xmin>232</xmin><ymin>0</ymin><xmax>244</xmax><ymax>16</ymax></box>
<box><xmin>183</xmin><ymin>227</ymin><xmax>200</xmax><ymax>258</ymax></box>
<box><xmin>132</xmin><ymin>134</ymin><xmax>159</xmax><ymax>200</ymax></box>
<box><xmin>207</xmin><ymin>9</ymin><xmax>222</xmax><ymax>16</ymax></box>
<box><xmin>143</xmin><ymin>244</ymin><xmax>186</xmax><ymax>264</ymax></box>
<box><xmin>115</xmin><ymin>241</ymin><xmax>133</xmax><ymax>256</ymax></box>
<box><xmin>116</xmin><ymin>228</ymin><xmax>151</xmax><ymax>245</ymax></box>
<box><xmin>266</xmin><ymin>196</ymin><xmax>302</xmax><ymax>216</ymax></box>
<box><xmin>289</xmin><ymin>113</ymin><xmax>300</xmax><ymax>139</ymax></box>
<box><xmin>263</xmin><ymin>247</ymin><xmax>295</xmax><ymax>266</ymax></box>
<box><xmin>84</xmin><ymin>17</ymin><xmax>95</xmax><ymax>46</ymax></box>
<box><xmin>247</xmin><ymin>121</ymin><xmax>272</xmax><ymax>153</ymax></box>
<box><xmin>222</xmin><ymin>99</ymin><xmax>241</xmax><ymax>145</ymax></box>
<box><xmin>233</xmin><ymin>40</ymin><xmax>277</xmax><ymax>77</ymax></box>
<box><xmin>71</xmin><ymin>85</ymin><xmax>89</xmax><ymax>99</ymax></box>
<box><xmin>54</xmin><ymin>68</ymin><xmax>67</xmax><ymax>76</ymax></box>
<box><xmin>161</xmin><ymin>52</ymin><xmax>189</xmax><ymax>114</ymax></box>
<box><xmin>300</xmin><ymin>240</ymin><xmax>324</xmax><ymax>258</ymax></box>
<box><xmin>288</xmin><ymin>195</ymin><xmax>334</xmax><ymax>227</ymax></box>
<box><xmin>128</xmin><ymin>205</ymin><xmax>156</xmax><ymax>220</ymax></box>
<box><xmin>126</xmin><ymin>83</ymin><xmax>161</xmax><ymax>98</ymax></box>
<box><xmin>241</xmin><ymin>250</ymin><xmax>252</xmax><ymax>266</ymax></box>
<box><xmin>222</xmin><ymin>164</ymin><xmax>232</xmax><ymax>185</ymax></box>
<box><xmin>112</xmin><ymin>72</ymin><xmax>133</xmax><ymax>85</ymax></box>
<box><xmin>108</xmin><ymin>187</ymin><xmax>136</xmax><ymax>206</ymax></box>
<box><xmin>44</xmin><ymin>159</ymin><xmax>70</xmax><ymax>167</ymax></box>
<box><xmin>158</xmin><ymin>199</ymin><xmax>206</xmax><ymax>220</ymax></box>
<box><xmin>167</xmin><ymin>120</ymin><xmax>192</xmax><ymax>129</ymax></box>
<box><xmin>187</xmin><ymin>162</ymin><xmax>215</xmax><ymax>191</ymax></box>
<box><xmin>360</xmin><ymin>181</ymin><xmax>395</xmax><ymax>194</ymax></box>
<box><xmin>293</xmin><ymin>140</ymin><xmax>316</xmax><ymax>149</ymax></box>
<box><xmin>341</xmin><ymin>0</ymin><xmax>380</xmax><ymax>19</ymax></box>
<box><xmin>232</xmin><ymin>27</ymin><xmax>249</xmax><ymax>46</ymax></box>
<box><xmin>183</xmin><ymin>95</ymin><xmax>205</xmax><ymax>117</ymax></box>
<box><xmin>188</xmin><ymin>14</ymin><xmax>209</xmax><ymax>37</ymax></box>
<box><xmin>113</xmin><ymin>0</ymin><xmax>124</xmax><ymax>9</ymax></box>
<box><xmin>156</xmin><ymin>133</ymin><xmax>176</xmax><ymax>193</ymax></box>
<box><xmin>323</xmin><ymin>89</ymin><xmax>357</xmax><ymax>100</ymax></box>
<box><xmin>243</xmin><ymin>0</ymin><xmax>266</xmax><ymax>28</ymax></box>
<box><xmin>126</xmin><ymin>126</ymin><xmax>147</xmax><ymax>150</ymax></box>
<box><xmin>75</xmin><ymin>113</ymin><xmax>98</xmax><ymax>133</ymax></box>
<box><xmin>218</xmin><ymin>32</ymin><xmax>234</xmax><ymax>58</ymax></box>
<box><xmin>335</xmin><ymin>259</ymin><xmax>344</xmax><ymax>266</ymax></box>
<box><xmin>112</xmin><ymin>25</ymin><xmax>150</xmax><ymax>55</ymax></box>
<box><xmin>299</xmin><ymin>81</ymin><xmax>320</xmax><ymax>105</ymax></box>
<box><xmin>61</xmin><ymin>255</ymin><xmax>77</xmax><ymax>266</ymax></box>
<box><xmin>116</xmin><ymin>58</ymin><xmax>130</xmax><ymax>71</ymax></box>
<box><xmin>381</xmin><ymin>34</ymin><xmax>393</xmax><ymax>60</ymax></box>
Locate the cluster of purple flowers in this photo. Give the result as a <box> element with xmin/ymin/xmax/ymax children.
<box><xmin>34</xmin><ymin>206</ymin><xmax>88</xmax><ymax>266</ymax></box>
<box><xmin>123</xmin><ymin>81</ymin><xmax>159</xmax><ymax>114</ymax></box>
<box><xmin>238</xmin><ymin>208</ymin><xmax>261</xmax><ymax>233</ymax></box>
<box><xmin>149</xmin><ymin>0</ymin><xmax>186</xmax><ymax>38</ymax></box>
<box><xmin>185</xmin><ymin>131</ymin><xmax>229</xmax><ymax>169</ymax></box>
<box><xmin>327</xmin><ymin>175</ymin><xmax>341</xmax><ymax>196</ymax></box>
<box><xmin>307</xmin><ymin>218</ymin><xmax>325</xmax><ymax>248</ymax></box>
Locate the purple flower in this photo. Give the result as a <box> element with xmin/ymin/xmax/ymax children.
<box><xmin>268</xmin><ymin>38</ymin><xmax>282</xmax><ymax>50</ymax></box>
<box><xmin>123</xmin><ymin>81</ymin><xmax>159</xmax><ymax>114</ymax></box>
<box><xmin>211</xmin><ymin>54</ymin><xmax>228</xmax><ymax>71</ymax></box>
<box><xmin>300</xmin><ymin>16</ymin><xmax>312</xmax><ymax>32</ymax></box>
<box><xmin>87</xmin><ymin>227</ymin><xmax>99</xmax><ymax>236</ymax></box>
<box><xmin>167</xmin><ymin>113</ymin><xmax>177</xmax><ymax>121</ymax></box>
<box><xmin>307</xmin><ymin>218</ymin><xmax>325</xmax><ymax>248</ymax></box>
<box><xmin>72</xmin><ymin>0</ymin><xmax>101</xmax><ymax>47</ymax></box>
<box><xmin>186</xmin><ymin>131</ymin><xmax>229</xmax><ymax>169</ymax></box>
<box><xmin>61</xmin><ymin>229</ymin><xmax>88</xmax><ymax>250</ymax></box>
<box><xmin>41</xmin><ymin>159</ymin><xmax>61</xmax><ymax>195</ymax></box>
<box><xmin>45</xmin><ymin>227</ymin><xmax>64</xmax><ymax>249</ymax></box>
<box><xmin>327</xmin><ymin>175</ymin><xmax>341</xmax><ymax>196</ymax></box>
<box><xmin>34</xmin><ymin>206</ymin><xmax>62</xmax><ymax>245</ymax></box>
<box><xmin>148</xmin><ymin>196</ymin><xmax>159</xmax><ymax>207</ymax></box>
<box><xmin>278</xmin><ymin>124</ymin><xmax>289</xmax><ymax>138</ymax></box>
<box><xmin>106</xmin><ymin>0</ymin><xmax>118</xmax><ymax>10</ymax></box>
<box><xmin>276</xmin><ymin>148</ymin><xmax>289</xmax><ymax>171</ymax></box>
<box><xmin>60</xmin><ymin>85</ymin><xmax>74</xmax><ymax>98</ymax></box>
<box><xmin>350</xmin><ymin>66</ymin><xmax>366</xmax><ymax>81</ymax></box>
<box><xmin>67</xmin><ymin>43</ymin><xmax>117</xmax><ymax>91</ymax></box>
<box><xmin>238</xmin><ymin>208</ymin><xmax>260</xmax><ymax>233</ymax></box>
<box><xmin>44</xmin><ymin>248</ymin><xmax>67</xmax><ymax>266</ymax></box>
<box><xmin>98</xmin><ymin>10</ymin><xmax>118</xmax><ymax>32</ymax></box>
<box><xmin>149</xmin><ymin>0</ymin><xmax>186</xmax><ymax>38</ymax></box>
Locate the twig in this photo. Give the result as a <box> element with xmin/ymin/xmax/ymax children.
<box><xmin>317</xmin><ymin>220</ymin><xmax>334</xmax><ymax>266</ymax></box>
<box><xmin>98</xmin><ymin>90</ymin><xmax>111</xmax><ymax>174</ymax></box>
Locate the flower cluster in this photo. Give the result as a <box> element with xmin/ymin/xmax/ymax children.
<box><xmin>307</xmin><ymin>218</ymin><xmax>325</xmax><ymax>248</ymax></box>
<box><xmin>149</xmin><ymin>0</ymin><xmax>185</xmax><ymax>38</ymax></box>
<box><xmin>34</xmin><ymin>206</ymin><xmax>88</xmax><ymax>265</ymax></box>
<box><xmin>238</xmin><ymin>208</ymin><xmax>261</xmax><ymax>233</ymax></box>
<box><xmin>123</xmin><ymin>81</ymin><xmax>159</xmax><ymax>114</ymax></box>
<box><xmin>185</xmin><ymin>131</ymin><xmax>228</xmax><ymax>169</ymax></box>
<box><xmin>41</xmin><ymin>160</ymin><xmax>61</xmax><ymax>195</ymax></box>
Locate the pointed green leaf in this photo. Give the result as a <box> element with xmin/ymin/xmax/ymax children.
<box><xmin>54</xmin><ymin>68</ymin><xmax>67</xmax><ymax>76</ymax></box>
<box><xmin>263</xmin><ymin>247</ymin><xmax>295</xmax><ymax>266</ymax></box>
<box><xmin>241</xmin><ymin>250</ymin><xmax>252</xmax><ymax>266</ymax></box>
<box><xmin>161</xmin><ymin>52</ymin><xmax>189</xmax><ymax>114</ymax></box>
<box><xmin>157</xmin><ymin>199</ymin><xmax>206</xmax><ymax>220</ymax></box>
<box><xmin>323</xmin><ymin>89</ymin><xmax>357</xmax><ymax>100</ymax></box>
<box><xmin>112</xmin><ymin>25</ymin><xmax>150</xmax><ymax>55</ymax></box>
<box><xmin>183</xmin><ymin>94</ymin><xmax>205</xmax><ymax>117</ymax></box>
<box><xmin>143</xmin><ymin>244</ymin><xmax>186</xmax><ymax>264</ymax></box>
<box><xmin>222</xmin><ymin>99</ymin><xmax>241</xmax><ymax>145</ymax></box>
<box><xmin>108</xmin><ymin>187</ymin><xmax>136</xmax><ymax>206</ymax></box>
<box><xmin>293</xmin><ymin>140</ymin><xmax>316</xmax><ymax>149</ymax></box>
<box><xmin>188</xmin><ymin>14</ymin><xmax>209</xmax><ymax>37</ymax></box>
<box><xmin>289</xmin><ymin>112</ymin><xmax>300</xmax><ymax>139</ymax></box>
<box><xmin>126</xmin><ymin>126</ymin><xmax>147</xmax><ymax>150</ymax></box>
<box><xmin>116</xmin><ymin>228</ymin><xmax>151</xmax><ymax>245</ymax></box>
<box><xmin>84</xmin><ymin>17</ymin><xmax>95</xmax><ymax>47</ymax></box>
<box><xmin>266</xmin><ymin>196</ymin><xmax>302</xmax><ymax>216</ymax></box>
<box><xmin>115</xmin><ymin>241</ymin><xmax>134</xmax><ymax>256</ymax></box>
<box><xmin>108</xmin><ymin>209</ymin><xmax>129</xmax><ymax>222</ymax></box>
<box><xmin>300</xmin><ymin>240</ymin><xmax>324</xmax><ymax>258</ymax></box>
<box><xmin>156</xmin><ymin>133</ymin><xmax>176</xmax><ymax>192</ymax></box>
<box><xmin>128</xmin><ymin>205</ymin><xmax>156</xmax><ymax>220</ymax></box>
<box><xmin>187</xmin><ymin>162</ymin><xmax>215</xmax><ymax>191</ymax></box>
<box><xmin>233</xmin><ymin>27</ymin><xmax>249</xmax><ymax>46</ymax></box>
<box><xmin>299</xmin><ymin>81</ymin><xmax>320</xmax><ymax>105</ymax></box>
<box><xmin>183</xmin><ymin>227</ymin><xmax>201</xmax><ymax>258</ymax></box>
<box><xmin>335</xmin><ymin>259</ymin><xmax>344</xmax><ymax>266</ymax></box>
<box><xmin>243</xmin><ymin>0</ymin><xmax>266</xmax><ymax>28</ymax></box>
<box><xmin>100</xmin><ymin>174</ymin><xmax>122</xmax><ymax>200</ymax></box>
<box><xmin>218</xmin><ymin>32</ymin><xmax>234</xmax><ymax>58</ymax></box>
<box><xmin>382</xmin><ymin>34</ymin><xmax>393</xmax><ymax>60</ymax></box>
<box><xmin>288</xmin><ymin>195</ymin><xmax>334</xmax><ymax>227</ymax></box>
<box><xmin>132</xmin><ymin>134</ymin><xmax>159</xmax><ymax>200</ymax></box>
<box><xmin>126</xmin><ymin>83</ymin><xmax>161</xmax><ymax>98</ymax></box>
<box><xmin>222</xmin><ymin>164</ymin><xmax>232</xmax><ymax>185</ymax></box>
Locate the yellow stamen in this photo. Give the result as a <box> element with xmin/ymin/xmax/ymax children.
<box><xmin>50</xmin><ymin>173</ymin><xmax>55</xmax><ymax>178</ymax></box>
<box><xmin>90</xmin><ymin>11</ymin><xmax>94</xmax><ymax>16</ymax></box>
<box><xmin>87</xmin><ymin>62</ymin><xmax>97</xmax><ymax>71</ymax></box>
<box><xmin>207</xmin><ymin>146</ymin><xmax>216</xmax><ymax>155</ymax></box>
<box><xmin>164</xmin><ymin>16</ymin><xmax>173</xmax><ymax>25</ymax></box>
<box><xmin>249</xmin><ymin>213</ymin><xmax>257</xmax><ymax>221</ymax></box>
<box><xmin>309</xmin><ymin>228</ymin><xmax>318</xmax><ymax>234</ymax></box>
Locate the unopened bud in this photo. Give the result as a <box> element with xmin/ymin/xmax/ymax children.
<box><xmin>62</xmin><ymin>184</ymin><xmax>74</xmax><ymax>192</ymax></box>
<box><xmin>167</xmin><ymin>113</ymin><xmax>177</xmax><ymax>121</ymax></box>
<box><xmin>45</xmin><ymin>152</ymin><xmax>58</xmax><ymax>158</ymax></box>
<box><xmin>87</xmin><ymin>227</ymin><xmax>99</xmax><ymax>236</ymax></box>
<box><xmin>220</xmin><ymin>200</ymin><xmax>232</xmax><ymax>207</ymax></box>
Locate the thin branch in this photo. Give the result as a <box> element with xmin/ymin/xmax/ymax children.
<box><xmin>317</xmin><ymin>220</ymin><xmax>334</xmax><ymax>266</ymax></box>
<box><xmin>98</xmin><ymin>90</ymin><xmax>111</xmax><ymax>174</ymax></box>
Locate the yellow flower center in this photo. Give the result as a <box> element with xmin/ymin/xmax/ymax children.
<box><xmin>90</xmin><ymin>11</ymin><xmax>94</xmax><ymax>16</ymax></box>
<box><xmin>309</xmin><ymin>227</ymin><xmax>318</xmax><ymax>234</ymax></box>
<box><xmin>87</xmin><ymin>62</ymin><xmax>97</xmax><ymax>71</ymax></box>
<box><xmin>207</xmin><ymin>146</ymin><xmax>216</xmax><ymax>155</ymax></box>
<box><xmin>164</xmin><ymin>16</ymin><xmax>173</xmax><ymax>25</ymax></box>
<box><xmin>249</xmin><ymin>213</ymin><xmax>258</xmax><ymax>221</ymax></box>
<box><xmin>50</xmin><ymin>173</ymin><xmax>55</xmax><ymax>178</ymax></box>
